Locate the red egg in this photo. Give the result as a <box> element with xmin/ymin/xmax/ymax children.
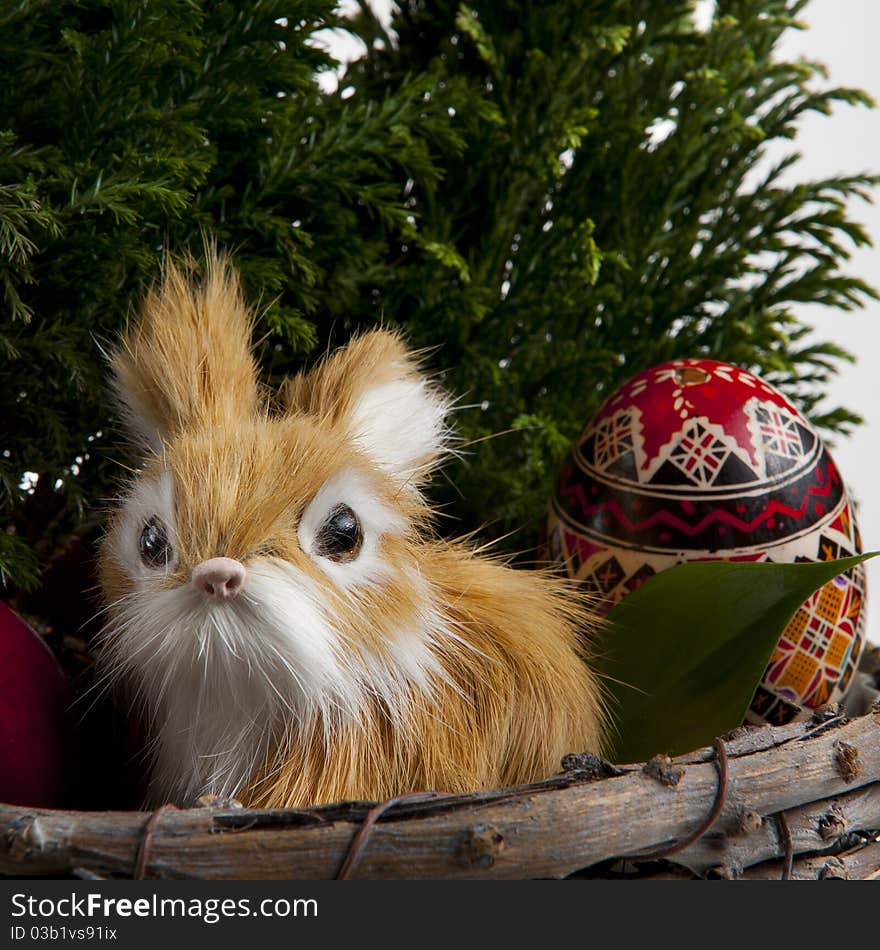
<box><xmin>0</xmin><ymin>602</ymin><xmax>69</xmax><ymax>806</ymax></box>
<box><xmin>545</xmin><ymin>359</ymin><xmax>868</xmax><ymax>725</ymax></box>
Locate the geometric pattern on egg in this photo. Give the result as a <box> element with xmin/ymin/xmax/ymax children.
<box><xmin>544</xmin><ymin>358</ymin><xmax>867</xmax><ymax>726</ymax></box>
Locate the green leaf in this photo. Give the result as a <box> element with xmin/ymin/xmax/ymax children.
<box><xmin>598</xmin><ymin>552</ymin><xmax>878</xmax><ymax>763</ymax></box>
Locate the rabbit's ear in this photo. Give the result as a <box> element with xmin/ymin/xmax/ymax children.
<box><xmin>112</xmin><ymin>252</ymin><xmax>260</xmax><ymax>451</ymax></box>
<box><xmin>284</xmin><ymin>331</ymin><xmax>450</xmax><ymax>490</ymax></box>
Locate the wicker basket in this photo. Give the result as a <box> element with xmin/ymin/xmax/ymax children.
<box><xmin>3</xmin><ymin>664</ymin><xmax>878</xmax><ymax>881</ymax></box>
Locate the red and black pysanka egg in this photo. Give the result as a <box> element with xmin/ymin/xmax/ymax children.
<box><xmin>545</xmin><ymin>358</ymin><xmax>867</xmax><ymax>726</ymax></box>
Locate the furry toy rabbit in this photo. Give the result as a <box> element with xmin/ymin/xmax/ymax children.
<box><xmin>97</xmin><ymin>252</ymin><xmax>606</xmax><ymax>808</ymax></box>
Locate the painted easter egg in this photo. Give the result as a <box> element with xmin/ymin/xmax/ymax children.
<box><xmin>0</xmin><ymin>602</ymin><xmax>69</xmax><ymax>806</ymax></box>
<box><xmin>544</xmin><ymin>358</ymin><xmax>867</xmax><ymax>726</ymax></box>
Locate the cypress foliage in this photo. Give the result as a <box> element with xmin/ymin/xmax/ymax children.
<box><xmin>1</xmin><ymin>0</ymin><xmax>876</xmax><ymax>593</ymax></box>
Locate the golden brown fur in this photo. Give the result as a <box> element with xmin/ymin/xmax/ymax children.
<box><xmin>250</xmin><ymin>549</ymin><xmax>604</xmax><ymax>806</ymax></box>
<box><xmin>99</xmin><ymin>250</ymin><xmax>606</xmax><ymax>808</ymax></box>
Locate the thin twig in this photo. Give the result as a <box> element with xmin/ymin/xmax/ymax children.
<box><xmin>134</xmin><ymin>804</ymin><xmax>178</xmax><ymax>880</ymax></box>
<box><xmin>336</xmin><ymin>792</ymin><xmax>443</xmax><ymax>880</ymax></box>
<box><xmin>631</xmin><ymin>737</ymin><xmax>729</xmax><ymax>861</ymax></box>
<box><xmin>777</xmin><ymin>813</ymin><xmax>793</xmax><ymax>880</ymax></box>
<box><xmin>796</xmin><ymin>714</ymin><xmax>848</xmax><ymax>743</ymax></box>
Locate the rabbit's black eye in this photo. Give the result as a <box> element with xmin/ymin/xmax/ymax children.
<box><xmin>139</xmin><ymin>517</ymin><xmax>173</xmax><ymax>568</ymax></box>
<box><xmin>315</xmin><ymin>504</ymin><xmax>363</xmax><ymax>563</ymax></box>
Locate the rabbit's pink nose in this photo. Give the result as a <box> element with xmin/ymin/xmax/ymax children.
<box><xmin>192</xmin><ymin>557</ymin><xmax>246</xmax><ymax>600</ymax></box>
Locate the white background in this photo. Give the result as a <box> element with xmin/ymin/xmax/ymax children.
<box><xmin>768</xmin><ymin>0</ymin><xmax>880</xmax><ymax>644</ymax></box>
<box><xmin>323</xmin><ymin>1</ymin><xmax>880</xmax><ymax>642</ymax></box>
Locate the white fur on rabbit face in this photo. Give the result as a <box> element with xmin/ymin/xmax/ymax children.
<box><xmin>99</xmin><ymin>258</ymin><xmax>460</xmax><ymax>804</ymax></box>
<box><xmin>100</xmin><ymin>459</ymin><xmax>452</xmax><ymax>806</ymax></box>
